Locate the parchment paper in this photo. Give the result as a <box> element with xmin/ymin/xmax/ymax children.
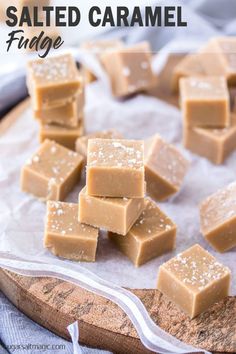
<box><xmin>0</xmin><ymin>66</ymin><xmax>235</xmax><ymax>294</ymax></box>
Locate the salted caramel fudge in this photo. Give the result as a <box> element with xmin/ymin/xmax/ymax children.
<box><xmin>39</xmin><ymin>120</ymin><xmax>84</xmax><ymax>150</ymax></box>
<box><xmin>87</xmin><ymin>139</ymin><xmax>145</xmax><ymax>198</ymax></box>
<box><xmin>180</xmin><ymin>77</ymin><xmax>230</xmax><ymax>128</ymax></box>
<box><xmin>157</xmin><ymin>244</ymin><xmax>231</xmax><ymax>318</ymax></box>
<box><xmin>144</xmin><ymin>135</ymin><xmax>189</xmax><ymax>201</ymax></box>
<box><xmin>21</xmin><ymin>140</ymin><xmax>84</xmax><ymax>201</ymax></box>
<box><xmin>27</xmin><ymin>54</ymin><xmax>81</xmax><ymax>110</ymax></box>
<box><xmin>101</xmin><ymin>42</ymin><xmax>155</xmax><ymax>97</ymax></box>
<box><xmin>171</xmin><ymin>54</ymin><xmax>205</xmax><ymax>93</ymax></box>
<box><xmin>200</xmin><ymin>182</ymin><xmax>236</xmax><ymax>252</ymax></box>
<box><xmin>199</xmin><ymin>40</ymin><xmax>226</xmax><ymax>76</ymax></box>
<box><xmin>75</xmin><ymin>130</ymin><xmax>123</xmax><ymax>160</ymax></box>
<box><xmin>184</xmin><ymin>115</ymin><xmax>236</xmax><ymax>164</ymax></box>
<box><xmin>79</xmin><ymin>186</ymin><xmax>145</xmax><ymax>235</ymax></box>
<box><xmin>34</xmin><ymin>89</ymin><xmax>84</xmax><ymax>127</ymax></box>
<box><xmin>44</xmin><ymin>201</ymin><xmax>98</xmax><ymax>261</ymax></box>
<box><xmin>81</xmin><ymin>39</ymin><xmax>124</xmax><ymax>83</ymax></box>
<box><xmin>200</xmin><ymin>37</ymin><xmax>236</xmax><ymax>85</ymax></box>
<box><xmin>108</xmin><ymin>199</ymin><xmax>176</xmax><ymax>266</ymax></box>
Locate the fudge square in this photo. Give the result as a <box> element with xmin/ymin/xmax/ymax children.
<box><xmin>44</xmin><ymin>201</ymin><xmax>99</xmax><ymax>262</ymax></box>
<box><xmin>34</xmin><ymin>88</ymin><xmax>84</xmax><ymax>127</ymax></box>
<box><xmin>200</xmin><ymin>37</ymin><xmax>236</xmax><ymax>85</ymax></box>
<box><xmin>200</xmin><ymin>182</ymin><xmax>236</xmax><ymax>252</ymax></box>
<box><xmin>39</xmin><ymin>119</ymin><xmax>84</xmax><ymax>150</ymax></box>
<box><xmin>171</xmin><ymin>54</ymin><xmax>206</xmax><ymax>93</ymax></box>
<box><xmin>81</xmin><ymin>39</ymin><xmax>124</xmax><ymax>83</ymax></box>
<box><xmin>180</xmin><ymin>76</ymin><xmax>230</xmax><ymax>128</ymax></box>
<box><xmin>157</xmin><ymin>244</ymin><xmax>231</xmax><ymax>318</ymax></box>
<box><xmin>76</xmin><ymin>129</ymin><xmax>123</xmax><ymax>160</ymax></box>
<box><xmin>108</xmin><ymin>198</ymin><xmax>176</xmax><ymax>266</ymax></box>
<box><xmin>87</xmin><ymin>139</ymin><xmax>145</xmax><ymax>198</ymax></box>
<box><xmin>21</xmin><ymin>140</ymin><xmax>84</xmax><ymax>201</ymax></box>
<box><xmin>27</xmin><ymin>54</ymin><xmax>81</xmax><ymax>110</ymax></box>
<box><xmin>144</xmin><ymin>135</ymin><xmax>189</xmax><ymax>201</ymax></box>
<box><xmin>101</xmin><ymin>42</ymin><xmax>155</xmax><ymax>97</ymax></box>
<box><xmin>79</xmin><ymin>186</ymin><xmax>145</xmax><ymax>235</ymax></box>
<box><xmin>184</xmin><ymin>115</ymin><xmax>236</xmax><ymax>164</ymax></box>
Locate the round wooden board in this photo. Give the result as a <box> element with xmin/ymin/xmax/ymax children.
<box><xmin>0</xmin><ymin>55</ymin><xmax>236</xmax><ymax>354</ymax></box>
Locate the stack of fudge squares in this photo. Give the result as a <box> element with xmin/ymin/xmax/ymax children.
<box><xmin>27</xmin><ymin>54</ymin><xmax>84</xmax><ymax>150</ymax></box>
<box><xmin>81</xmin><ymin>39</ymin><xmax>156</xmax><ymax>97</ymax></box>
<box><xmin>21</xmin><ymin>133</ymin><xmax>189</xmax><ymax>266</ymax></box>
<box><xmin>174</xmin><ymin>37</ymin><xmax>236</xmax><ymax>164</ymax></box>
<box><xmin>78</xmin><ymin>138</ymin><xmax>179</xmax><ymax>267</ymax></box>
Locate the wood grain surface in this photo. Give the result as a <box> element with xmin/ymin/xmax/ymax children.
<box><xmin>0</xmin><ymin>54</ymin><xmax>235</xmax><ymax>354</ymax></box>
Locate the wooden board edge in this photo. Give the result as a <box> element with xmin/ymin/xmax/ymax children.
<box><xmin>0</xmin><ymin>269</ymin><xmax>153</xmax><ymax>354</ymax></box>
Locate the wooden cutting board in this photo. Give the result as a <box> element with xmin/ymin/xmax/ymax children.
<box><xmin>0</xmin><ymin>55</ymin><xmax>235</xmax><ymax>354</ymax></box>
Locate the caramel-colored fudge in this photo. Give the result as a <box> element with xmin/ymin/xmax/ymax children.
<box><xmin>101</xmin><ymin>42</ymin><xmax>155</xmax><ymax>97</ymax></box>
<box><xmin>200</xmin><ymin>37</ymin><xmax>236</xmax><ymax>85</ymax></box>
<box><xmin>75</xmin><ymin>130</ymin><xmax>123</xmax><ymax>160</ymax></box>
<box><xmin>144</xmin><ymin>135</ymin><xmax>189</xmax><ymax>201</ymax></box>
<box><xmin>21</xmin><ymin>140</ymin><xmax>84</xmax><ymax>201</ymax></box>
<box><xmin>87</xmin><ymin>139</ymin><xmax>145</xmax><ymax>198</ymax></box>
<box><xmin>184</xmin><ymin>115</ymin><xmax>236</xmax><ymax>164</ymax></box>
<box><xmin>108</xmin><ymin>199</ymin><xmax>176</xmax><ymax>266</ymax></box>
<box><xmin>157</xmin><ymin>244</ymin><xmax>231</xmax><ymax>318</ymax></box>
<box><xmin>44</xmin><ymin>201</ymin><xmax>99</xmax><ymax>261</ymax></box>
<box><xmin>180</xmin><ymin>76</ymin><xmax>230</xmax><ymax>128</ymax></box>
<box><xmin>217</xmin><ymin>37</ymin><xmax>236</xmax><ymax>85</ymax></box>
<box><xmin>34</xmin><ymin>89</ymin><xmax>84</xmax><ymax>127</ymax></box>
<box><xmin>79</xmin><ymin>186</ymin><xmax>145</xmax><ymax>235</ymax></box>
<box><xmin>171</xmin><ymin>54</ymin><xmax>206</xmax><ymax>93</ymax></box>
<box><xmin>27</xmin><ymin>54</ymin><xmax>81</xmax><ymax>110</ymax></box>
<box><xmin>200</xmin><ymin>182</ymin><xmax>236</xmax><ymax>252</ymax></box>
<box><xmin>199</xmin><ymin>40</ymin><xmax>226</xmax><ymax>76</ymax></box>
<box><xmin>81</xmin><ymin>39</ymin><xmax>124</xmax><ymax>83</ymax></box>
<box><xmin>39</xmin><ymin>120</ymin><xmax>84</xmax><ymax>150</ymax></box>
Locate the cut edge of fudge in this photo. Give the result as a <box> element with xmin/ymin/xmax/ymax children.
<box><xmin>78</xmin><ymin>186</ymin><xmax>145</xmax><ymax>235</ymax></box>
<box><xmin>108</xmin><ymin>198</ymin><xmax>177</xmax><ymax>266</ymax></box>
<box><xmin>199</xmin><ymin>182</ymin><xmax>236</xmax><ymax>252</ymax></box>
